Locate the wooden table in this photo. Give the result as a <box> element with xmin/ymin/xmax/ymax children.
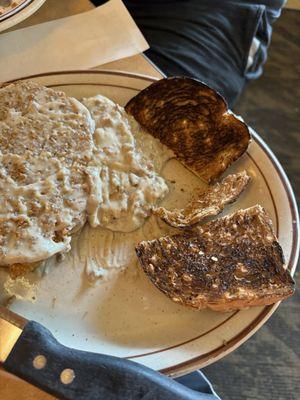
<box><xmin>0</xmin><ymin>1</ymin><xmax>162</xmax><ymax>399</ymax></box>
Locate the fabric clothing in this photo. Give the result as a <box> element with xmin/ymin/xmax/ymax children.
<box><xmin>91</xmin><ymin>1</ymin><xmax>284</xmax><ymax>105</ymax></box>
<box><xmin>175</xmin><ymin>371</ymin><xmax>221</xmax><ymax>399</ymax></box>
<box><xmin>122</xmin><ymin>0</ymin><xmax>285</xmax><ymax>106</ymax></box>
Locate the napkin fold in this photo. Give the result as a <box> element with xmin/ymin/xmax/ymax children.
<box><xmin>0</xmin><ymin>0</ymin><xmax>149</xmax><ymax>83</ymax></box>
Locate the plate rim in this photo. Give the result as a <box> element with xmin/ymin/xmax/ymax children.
<box><xmin>4</xmin><ymin>69</ymin><xmax>299</xmax><ymax>377</ymax></box>
<box><xmin>0</xmin><ymin>0</ymin><xmax>46</xmax><ymax>33</ymax></box>
<box><xmin>0</xmin><ymin>0</ymin><xmax>32</xmax><ymax>22</ymax></box>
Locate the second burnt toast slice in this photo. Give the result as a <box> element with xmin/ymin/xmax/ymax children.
<box><xmin>136</xmin><ymin>206</ymin><xmax>295</xmax><ymax>311</ymax></box>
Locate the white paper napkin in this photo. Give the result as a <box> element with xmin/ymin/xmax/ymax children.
<box><xmin>0</xmin><ymin>0</ymin><xmax>149</xmax><ymax>82</ymax></box>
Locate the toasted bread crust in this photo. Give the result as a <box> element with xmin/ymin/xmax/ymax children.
<box><xmin>136</xmin><ymin>206</ymin><xmax>295</xmax><ymax>312</ymax></box>
<box><xmin>153</xmin><ymin>171</ymin><xmax>250</xmax><ymax>228</ymax></box>
<box><xmin>125</xmin><ymin>77</ymin><xmax>251</xmax><ymax>183</ymax></box>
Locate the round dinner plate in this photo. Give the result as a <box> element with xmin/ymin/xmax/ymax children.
<box><xmin>0</xmin><ymin>0</ymin><xmax>46</xmax><ymax>32</ymax></box>
<box><xmin>2</xmin><ymin>70</ymin><xmax>299</xmax><ymax>378</ymax></box>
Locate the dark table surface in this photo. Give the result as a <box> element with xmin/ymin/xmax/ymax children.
<box><xmin>203</xmin><ymin>9</ymin><xmax>300</xmax><ymax>400</ymax></box>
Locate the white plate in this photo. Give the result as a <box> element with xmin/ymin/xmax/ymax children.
<box><xmin>2</xmin><ymin>70</ymin><xmax>299</xmax><ymax>378</ymax></box>
<box><xmin>0</xmin><ymin>0</ymin><xmax>46</xmax><ymax>32</ymax></box>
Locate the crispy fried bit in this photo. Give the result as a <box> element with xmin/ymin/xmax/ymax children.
<box><xmin>153</xmin><ymin>171</ymin><xmax>250</xmax><ymax>228</ymax></box>
<box><xmin>4</xmin><ymin>275</ymin><xmax>37</xmax><ymax>302</ymax></box>
<box><xmin>136</xmin><ymin>206</ymin><xmax>295</xmax><ymax>312</ymax></box>
<box><xmin>9</xmin><ymin>262</ymin><xmax>41</xmax><ymax>279</ymax></box>
<box><xmin>125</xmin><ymin>77</ymin><xmax>251</xmax><ymax>183</ymax></box>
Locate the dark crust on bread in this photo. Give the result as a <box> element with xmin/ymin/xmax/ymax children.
<box><xmin>136</xmin><ymin>206</ymin><xmax>295</xmax><ymax>311</ymax></box>
<box><xmin>125</xmin><ymin>77</ymin><xmax>251</xmax><ymax>183</ymax></box>
<box><xmin>153</xmin><ymin>171</ymin><xmax>250</xmax><ymax>228</ymax></box>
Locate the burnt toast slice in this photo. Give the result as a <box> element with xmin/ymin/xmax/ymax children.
<box><xmin>136</xmin><ymin>206</ymin><xmax>295</xmax><ymax>311</ymax></box>
<box><xmin>153</xmin><ymin>171</ymin><xmax>250</xmax><ymax>228</ymax></box>
<box><xmin>125</xmin><ymin>77</ymin><xmax>250</xmax><ymax>183</ymax></box>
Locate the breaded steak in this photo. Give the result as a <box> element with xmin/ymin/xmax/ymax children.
<box><xmin>0</xmin><ymin>81</ymin><xmax>94</xmax><ymax>266</ymax></box>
